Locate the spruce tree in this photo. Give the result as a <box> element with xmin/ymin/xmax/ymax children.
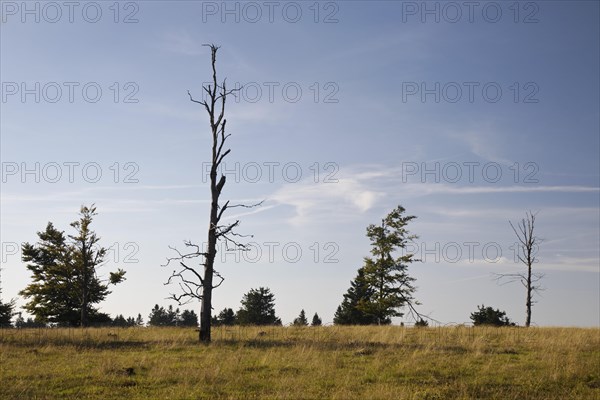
<box><xmin>293</xmin><ymin>309</ymin><xmax>309</xmax><ymax>326</ymax></box>
<box><xmin>333</xmin><ymin>267</ymin><xmax>380</xmax><ymax>325</ymax></box>
<box><xmin>311</xmin><ymin>312</ymin><xmax>322</xmax><ymax>326</ymax></box>
<box><xmin>214</xmin><ymin>308</ymin><xmax>236</xmax><ymax>326</ymax></box>
<box><xmin>0</xmin><ymin>288</ymin><xmax>15</xmax><ymax>328</ymax></box>
<box><xmin>358</xmin><ymin>205</ymin><xmax>419</xmax><ymax>324</ymax></box>
<box><xmin>236</xmin><ymin>287</ymin><xmax>281</xmax><ymax>325</ymax></box>
<box><xmin>180</xmin><ymin>309</ymin><xmax>199</xmax><ymax>327</ymax></box>
<box><xmin>470</xmin><ymin>305</ymin><xmax>515</xmax><ymax>327</ymax></box>
<box><xmin>20</xmin><ymin>206</ymin><xmax>126</xmax><ymax>327</ymax></box>
<box><xmin>335</xmin><ymin>206</ymin><xmax>421</xmax><ymax>325</ymax></box>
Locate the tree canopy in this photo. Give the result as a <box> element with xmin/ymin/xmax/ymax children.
<box><xmin>0</xmin><ymin>289</ymin><xmax>15</xmax><ymax>328</ymax></box>
<box><xmin>147</xmin><ymin>305</ymin><xmax>198</xmax><ymax>327</ymax></box>
<box><xmin>236</xmin><ymin>287</ymin><xmax>281</xmax><ymax>326</ymax></box>
<box><xmin>293</xmin><ymin>309</ymin><xmax>308</xmax><ymax>326</ymax></box>
<box><xmin>19</xmin><ymin>205</ymin><xmax>125</xmax><ymax>327</ymax></box>
<box><xmin>334</xmin><ymin>267</ymin><xmax>380</xmax><ymax>325</ymax></box>
<box><xmin>470</xmin><ymin>305</ymin><xmax>516</xmax><ymax>327</ymax></box>
<box><xmin>335</xmin><ymin>206</ymin><xmax>421</xmax><ymax>325</ymax></box>
<box><xmin>212</xmin><ymin>308</ymin><xmax>236</xmax><ymax>326</ymax></box>
<box><xmin>311</xmin><ymin>313</ymin><xmax>322</xmax><ymax>326</ymax></box>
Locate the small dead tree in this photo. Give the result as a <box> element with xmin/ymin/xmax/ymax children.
<box><xmin>495</xmin><ymin>211</ymin><xmax>543</xmax><ymax>327</ymax></box>
<box><xmin>163</xmin><ymin>44</ymin><xmax>259</xmax><ymax>343</ymax></box>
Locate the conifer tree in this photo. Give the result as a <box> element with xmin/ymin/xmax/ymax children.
<box><xmin>358</xmin><ymin>206</ymin><xmax>419</xmax><ymax>324</ymax></box>
<box><xmin>0</xmin><ymin>288</ymin><xmax>15</xmax><ymax>328</ymax></box>
<box><xmin>335</xmin><ymin>206</ymin><xmax>422</xmax><ymax>325</ymax></box>
<box><xmin>20</xmin><ymin>205</ymin><xmax>125</xmax><ymax>327</ymax></box>
<box><xmin>293</xmin><ymin>309</ymin><xmax>309</xmax><ymax>326</ymax></box>
<box><xmin>333</xmin><ymin>267</ymin><xmax>380</xmax><ymax>325</ymax></box>
<box><xmin>311</xmin><ymin>312</ymin><xmax>322</xmax><ymax>326</ymax></box>
<box><xmin>236</xmin><ymin>287</ymin><xmax>281</xmax><ymax>325</ymax></box>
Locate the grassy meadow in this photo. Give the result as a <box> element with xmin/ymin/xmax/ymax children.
<box><xmin>1</xmin><ymin>325</ymin><xmax>599</xmax><ymax>399</ymax></box>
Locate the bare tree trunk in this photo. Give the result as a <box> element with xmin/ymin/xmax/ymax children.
<box><xmin>199</xmin><ymin>161</ymin><xmax>220</xmax><ymax>342</ymax></box>
<box><xmin>81</xmin><ymin>242</ymin><xmax>88</xmax><ymax>327</ymax></box>
<box><xmin>525</xmin><ymin>263</ymin><xmax>532</xmax><ymax>327</ymax></box>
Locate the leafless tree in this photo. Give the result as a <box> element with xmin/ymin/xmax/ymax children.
<box><xmin>163</xmin><ymin>45</ymin><xmax>260</xmax><ymax>343</ymax></box>
<box><xmin>495</xmin><ymin>211</ymin><xmax>543</xmax><ymax>327</ymax></box>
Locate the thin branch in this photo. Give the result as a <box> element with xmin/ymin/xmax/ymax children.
<box><xmin>228</xmin><ymin>200</ymin><xmax>265</xmax><ymax>209</ymax></box>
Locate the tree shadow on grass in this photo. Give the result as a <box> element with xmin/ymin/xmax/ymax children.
<box><xmin>215</xmin><ymin>337</ymin><xmax>428</xmax><ymax>353</ymax></box>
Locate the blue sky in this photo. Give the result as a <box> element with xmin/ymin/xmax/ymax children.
<box><xmin>1</xmin><ymin>1</ymin><xmax>598</xmax><ymax>326</ymax></box>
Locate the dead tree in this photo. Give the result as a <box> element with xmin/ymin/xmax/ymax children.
<box><xmin>163</xmin><ymin>45</ymin><xmax>258</xmax><ymax>343</ymax></box>
<box><xmin>495</xmin><ymin>211</ymin><xmax>543</xmax><ymax>327</ymax></box>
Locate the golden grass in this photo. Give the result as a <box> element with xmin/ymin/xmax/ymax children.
<box><xmin>1</xmin><ymin>326</ymin><xmax>598</xmax><ymax>399</ymax></box>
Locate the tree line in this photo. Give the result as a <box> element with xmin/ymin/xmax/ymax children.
<box><xmin>0</xmin><ymin>205</ymin><xmax>525</xmax><ymax>329</ymax></box>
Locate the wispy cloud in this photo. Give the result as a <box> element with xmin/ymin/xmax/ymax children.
<box><xmin>222</xmin><ymin>204</ymin><xmax>278</xmax><ymax>221</ymax></box>
<box><xmin>400</xmin><ymin>184</ymin><xmax>599</xmax><ymax>197</ymax></box>
<box><xmin>159</xmin><ymin>31</ymin><xmax>207</xmax><ymax>56</ymax></box>
<box><xmin>140</xmin><ymin>101</ymin><xmax>204</xmax><ymax>123</ymax></box>
<box><xmin>266</xmin><ymin>162</ymin><xmax>599</xmax><ymax>225</ymax></box>
<box><xmin>448</xmin><ymin>124</ymin><xmax>515</xmax><ymax>166</ymax></box>
<box><xmin>270</xmin><ymin>175</ymin><xmax>384</xmax><ymax>226</ymax></box>
<box><xmin>444</xmin><ymin>256</ymin><xmax>599</xmax><ymax>273</ymax></box>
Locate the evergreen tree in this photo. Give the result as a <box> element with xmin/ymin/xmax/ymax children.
<box><xmin>213</xmin><ymin>307</ymin><xmax>236</xmax><ymax>326</ymax></box>
<box><xmin>88</xmin><ymin>311</ymin><xmax>112</xmax><ymax>327</ymax></box>
<box><xmin>148</xmin><ymin>304</ymin><xmax>170</xmax><ymax>326</ymax></box>
<box><xmin>166</xmin><ymin>305</ymin><xmax>181</xmax><ymax>326</ymax></box>
<box><xmin>358</xmin><ymin>205</ymin><xmax>419</xmax><ymax>324</ymax></box>
<box><xmin>293</xmin><ymin>309</ymin><xmax>309</xmax><ymax>326</ymax></box>
<box><xmin>14</xmin><ymin>312</ymin><xmax>25</xmax><ymax>328</ymax></box>
<box><xmin>236</xmin><ymin>287</ymin><xmax>281</xmax><ymax>326</ymax></box>
<box><xmin>112</xmin><ymin>314</ymin><xmax>128</xmax><ymax>327</ymax></box>
<box><xmin>470</xmin><ymin>305</ymin><xmax>515</xmax><ymax>327</ymax></box>
<box><xmin>311</xmin><ymin>312</ymin><xmax>322</xmax><ymax>326</ymax></box>
<box><xmin>20</xmin><ymin>223</ymin><xmax>79</xmax><ymax>326</ymax></box>
<box><xmin>69</xmin><ymin>205</ymin><xmax>126</xmax><ymax>326</ymax></box>
<box><xmin>0</xmin><ymin>289</ymin><xmax>15</xmax><ymax>328</ymax></box>
<box><xmin>149</xmin><ymin>305</ymin><xmax>195</xmax><ymax>326</ymax></box>
<box><xmin>20</xmin><ymin>206</ymin><xmax>125</xmax><ymax>327</ymax></box>
<box><xmin>14</xmin><ymin>312</ymin><xmax>45</xmax><ymax>328</ymax></box>
<box><xmin>333</xmin><ymin>267</ymin><xmax>380</xmax><ymax>325</ymax></box>
<box><xmin>180</xmin><ymin>309</ymin><xmax>199</xmax><ymax>327</ymax></box>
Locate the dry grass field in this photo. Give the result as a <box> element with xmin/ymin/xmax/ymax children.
<box><xmin>1</xmin><ymin>326</ymin><xmax>599</xmax><ymax>399</ymax></box>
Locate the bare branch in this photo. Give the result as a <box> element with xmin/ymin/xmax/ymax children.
<box><xmin>228</xmin><ymin>200</ymin><xmax>265</xmax><ymax>209</ymax></box>
<box><xmin>212</xmin><ymin>271</ymin><xmax>225</xmax><ymax>289</ymax></box>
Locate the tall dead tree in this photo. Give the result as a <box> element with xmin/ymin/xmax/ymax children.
<box><xmin>495</xmin><ymin>211</ymin><xmax>543</xmax><ymax>327</ymax></box>
<box><xmin>164</xmin><ymin>45</ymin><xmax>257</xmax><ymax>343</ymax></box>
